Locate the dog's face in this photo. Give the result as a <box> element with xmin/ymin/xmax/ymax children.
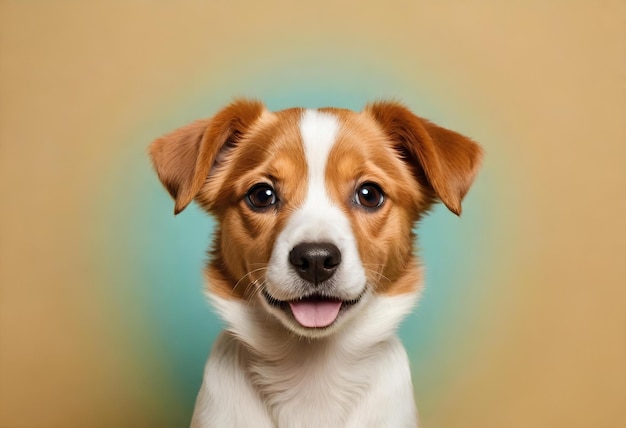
<box><xmin>150</xmin><ymin>100</ymin><xmax>482</xmax><ymax>338</ymax></box>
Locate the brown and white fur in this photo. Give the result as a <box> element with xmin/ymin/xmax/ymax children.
<box><xmin>149</xmin><ymin>99</ymin><xmax>482</xmax><ymax>427</ymax></box>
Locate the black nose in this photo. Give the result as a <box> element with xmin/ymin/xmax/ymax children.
<box><xmin>289</xmin><ymin>242</ymin><xmax>341</xmax><ymax>285</ymax></box>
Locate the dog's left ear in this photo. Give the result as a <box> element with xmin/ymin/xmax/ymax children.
<box><xmin>366</xmin><ymin>101</ymin><xmax>483</xmax><ymax>215</ymax></box>
<box><xmin>149</xmin><ymin>99</ymin><xmax>266</xmax><ymax>214</ymax></box>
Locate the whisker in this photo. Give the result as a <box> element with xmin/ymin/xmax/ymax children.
<box><xmin>248</xmin><ymin>262</ymin><xmax>269</xmax><ymax>268</ymax></box>
<box><xmin>362</xmin><ymin>267</ymin><xmax>392</xmax><ymax>292</ymax></box>
<box><xmin>363</xmin><ymin>267</ymin><xmax>391</xmax><ymax>282</ymax></box>
<box><xmin>231</xmin><ymin>266</ymin><xmax>268</xmax><ymax>297</ymax></box>
<box><xmin>362</xmin><ymin>263</ymin><xmax>386</xmax><ymax>268</ymax></box>
<box><xmin>245</xmin><ymin>279</ymin><xmax>267</xmax><ymax>302</ymax></box>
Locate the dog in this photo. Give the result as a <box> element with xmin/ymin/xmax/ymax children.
<box><xmin>149</xmin><ymin>99</ymin><xmax>482</xmax><ymax>427</ymax></box>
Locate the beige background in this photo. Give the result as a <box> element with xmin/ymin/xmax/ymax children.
<box><xmin>1</xmin><ymin>1</ymin><xmax>625</xmax><ymax>427</ymax></box>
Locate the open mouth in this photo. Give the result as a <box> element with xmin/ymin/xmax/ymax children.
<box><xmin>262</xmin><ymin>290</ymin><xmax>362</xmax><ymax>329</ymax></box>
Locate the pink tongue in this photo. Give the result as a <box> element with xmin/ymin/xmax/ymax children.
<box><xmin>288</xmin><ymin>300</ymin><xmax>342</xmax><ymax>328</ymax></box>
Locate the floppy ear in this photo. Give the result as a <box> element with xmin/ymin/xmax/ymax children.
<box><xmin>366</xmin><ymin>101</ymin><xmax>483</xmax><ymax>215</ymax></box>
<box><xmin>149</xmin><ymin>99</ymin><xmax>265</xmax><ymax>214</ymax></box>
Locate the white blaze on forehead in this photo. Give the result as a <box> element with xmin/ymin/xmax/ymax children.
<box><xmin>299</xmin><ymin>109</ymin><xmax>340</xmax><ymax>201</ymax></box>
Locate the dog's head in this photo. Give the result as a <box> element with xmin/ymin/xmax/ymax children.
<box><xmin>150</xmin><ymin>99</ymin><xmax>482</xmax><ymax>338</ymax></box>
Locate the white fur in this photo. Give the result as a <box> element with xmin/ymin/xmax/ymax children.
<box><xmin>190</xmin><ymin>109</ymin><xmax>419</xmax><ymax>427</ymax></box>
<box><xmin>192</xmin><ymin>293</ymin><xmax>418</xmax><ymax>427</ymax></box>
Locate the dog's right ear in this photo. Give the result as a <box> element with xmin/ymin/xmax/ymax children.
<box><xmin>366</xmin><ymin>101</ymin><xmax>483</xmax><ymax>216</ymax></box>
<box><xmin>149</xmin><ymin>99</ymin><xmax>265</xmax><ymax>214</ymax></box>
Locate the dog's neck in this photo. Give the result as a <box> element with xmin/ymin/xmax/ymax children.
<box><xmin>210</xmin><ymin>292</ymin><xmax>417</xmax><ymax>425</ymax></box>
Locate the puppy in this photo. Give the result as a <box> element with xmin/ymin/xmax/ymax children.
<box><xmin>149</xmin><ymin>99</ymin><xmax>482</xmax><ymax>427</ymax></box>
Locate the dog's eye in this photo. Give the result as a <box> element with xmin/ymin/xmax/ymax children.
<box><xmin>246</xmin><ymin>183</ymin><xmax>277</xmax><ymax>210</ymax></box>
<box><xmin>355</xmin><ymin>182</ymin><xmax>385</xmax><ymax>209</ymax></box>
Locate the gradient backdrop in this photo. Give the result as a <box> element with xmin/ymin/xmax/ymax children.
<box><xmin>1</xmin><ymin>1</ymin><xmax>624</xmax><ymax>427</ymax></box>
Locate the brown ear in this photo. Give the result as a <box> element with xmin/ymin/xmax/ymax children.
<box><xmin>149</xmin><ymin>99</ymin><xmax>265</xmax><ymax>214</ymax></box>
<box><xmin>366</xmin><ymin>101</ymin><xmax>483</xmax><ymax>215</ymax></box>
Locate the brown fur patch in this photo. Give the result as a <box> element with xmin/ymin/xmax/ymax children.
<box><xmin>365</xmin><ymin>101</ymin><xmax>483</xmax><ymax>215</ymax></box>
<box><xmin>195</xmin><ymin>108</ymin><xmax>309</xmax><ymax>299</ymax></box>
<box><xmin>321</xmin><ymin>109</ymin><xmax>428</xmax><ymax>296</ymax></box>
<box><xmin>149</xmin><ymin>99</ymin><xmax>266</xmax><ymax>214</ymax></box>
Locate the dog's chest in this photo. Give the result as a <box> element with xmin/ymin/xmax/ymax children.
<box><xmin>248</xmin><ymin>342</ymin><xmax>375</xmax><ymax>427</ymax></box>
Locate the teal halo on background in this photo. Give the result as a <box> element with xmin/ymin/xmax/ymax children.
<box><xmin>103</xmin><ymin>58</ymin><xmax>493</xmax><ymax>413</ymax></box>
